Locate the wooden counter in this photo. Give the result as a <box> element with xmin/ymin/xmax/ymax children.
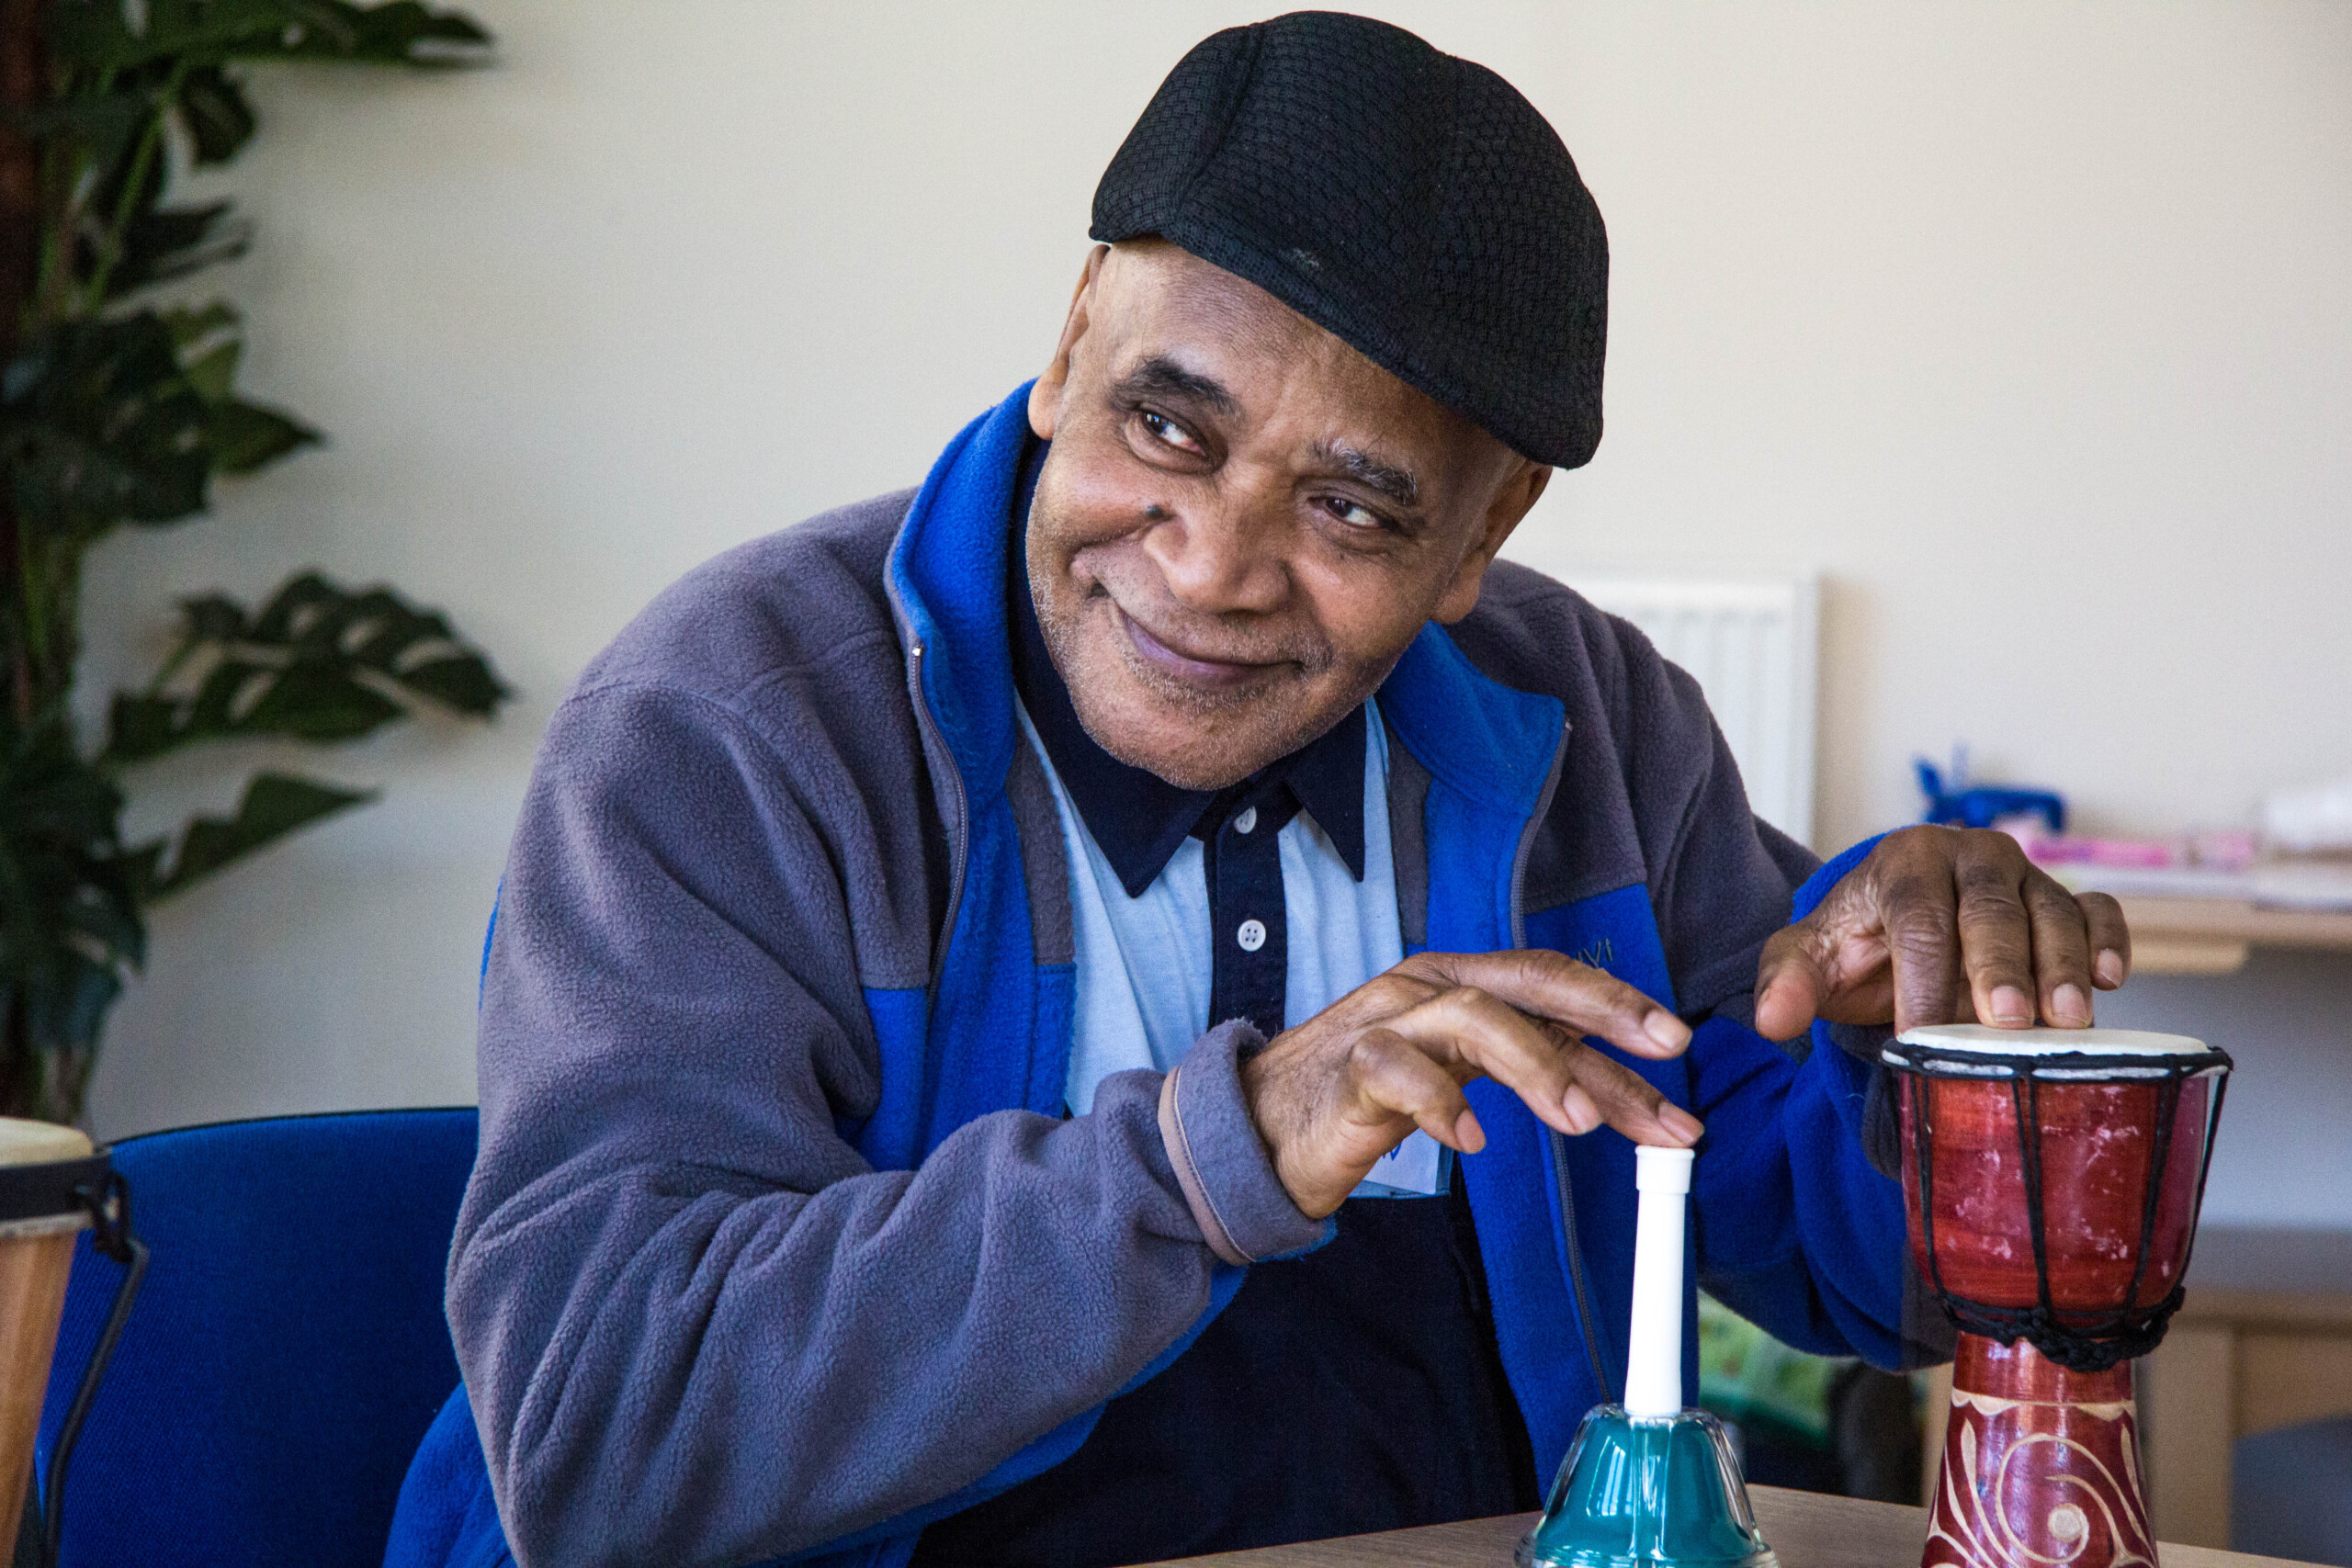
<box><xmin>2117</xmin><ymin>895</ymin><xmax>2352</xmax><ymax>976</ymax></box>
<box><xmin>1136</xmin><ymin>1484</ymin><xmax>2321</xmax><ymax>1567</ymax></box>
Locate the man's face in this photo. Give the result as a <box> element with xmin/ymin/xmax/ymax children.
<box><xmin>1025</xmin><ymin>242</ymin><xmax>1551</xmax><ymax>792</ymax></box>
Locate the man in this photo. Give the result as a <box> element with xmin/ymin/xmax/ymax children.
<box><xmin>390</xmin><ymin>15</ymin><xmax>2130</xmax><ymax>1568</ymax></box>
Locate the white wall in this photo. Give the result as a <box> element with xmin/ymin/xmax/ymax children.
<box><xmin>78</xmin><ymin>4</ymin><xmax>2352</xmax><ymax>1226</ymax></box>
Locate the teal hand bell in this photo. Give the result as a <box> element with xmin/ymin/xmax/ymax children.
<box><xmin>1519</xmin><ymin>1146</ymin><xmax>1779</xmax><ymax>1568</ymax></box>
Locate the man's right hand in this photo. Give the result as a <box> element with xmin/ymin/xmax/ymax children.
<box><xmin>1238</xmin><ymin>950</ymin><xmax>1704</xmax><ymax>1218</ymax></box>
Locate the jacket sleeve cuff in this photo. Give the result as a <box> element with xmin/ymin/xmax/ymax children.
<box><xmin>1156</xmin><ymin>1020</ymin><xmax>1333</xmax><ymax>1266</ymax></box>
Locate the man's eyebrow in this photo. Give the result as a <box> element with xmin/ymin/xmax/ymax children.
<box><xmin>1308</xmin><ymin>439</ymin><xmax>1421</xmax><ymax>508</ymax></box>
<box><xmin>1111</xmin><ymin>355</ymin><xmax>1242</xmax><ymax>418</ymax></box>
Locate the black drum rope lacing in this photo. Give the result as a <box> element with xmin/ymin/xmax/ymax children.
<box><xmin>1891</xmin><ymin>1039</ymin><xmax>2231</xmax><ymax>1375</ymax></box>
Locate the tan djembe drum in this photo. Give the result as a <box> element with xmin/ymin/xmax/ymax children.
<box><xmin>1884</xmin><ymin>1025</ymin><xmax>2230</xmax><ymax>1568</ymax></box>
<box><xmin>0</xmin><ymin>1117</ymin><xmax>145</xmax><ymax>1567</ymax></box>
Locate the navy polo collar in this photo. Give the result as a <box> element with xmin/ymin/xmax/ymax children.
<box><xmin>1006</xmin><ymin>437</ymin><xmax>1367</xmax><ymax>899</ymax></box>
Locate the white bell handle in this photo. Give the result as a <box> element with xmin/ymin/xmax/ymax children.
<box><xmin>1622</xmin><ymin>1144</ymin><xmax>1694</xmax><ymax>1419</ymax></box>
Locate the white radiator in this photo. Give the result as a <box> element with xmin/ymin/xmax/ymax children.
<box><xmin>1571</xmin><ymin>575</ymin><xmax>1821</xmax><ymax>848</ymax></box>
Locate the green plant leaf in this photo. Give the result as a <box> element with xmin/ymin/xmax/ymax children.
<box><xmin>0</xmin><ymin>311</ymin><xmax>317</xmax><ymax>538</ymax></box>
<box><xmin>0</xmin><ymin>92</ymin><xmax>149</xmax><ymax>172</ymax></box>
<box><xmin>48</xmin><ymin>0</ymin><xmax>153</xmax><ymax>68</ymax></box>
<box><xmin>51</xmin><ymin>0</ymin><xmax>490</xmax><ymax>70</ymax></box>
<box><xmin>162</xmin><ymin>302</ymin><xmax>243</xmax><ymax>350</ymax></box>
<box><xmin>1</xmin><ymin>315</ymin><xmax>220</xmax><ymax>536</ymax></box>
<box><xmin>104</xmin><ymin>570</ymin><xmax>510</xmax><ymax>764</ymax></box>
<box><xmin>106</xmin><ymin>201</ymin><xmax>253</xmax><ymax>299</ymax></box>
<box><xmin>0</xmin><ymin>716</ymin><xmax>144</xmax><ymax>1054</ymax></box>
<box><xmin>175</xmin><ymin>63</ymin><xmax>259</xmax><ymax>164</ymax></box>
<box><xmin>181</xmin><ymin>338</ymin><xmax>241</xmax><ymax>403</ymax></box>
<box><xmin>206</xmin><ymin>397</ymin><xmax>319</xmax><ymax>471</ymax></box>
<box><xmin>130</xmin><ymin>771</ymin><xmax>377</xmax><ymax>901</ymax></box>
<box><xmin>233</xmin><ymin>2</ymin><xmax>492</xmax><ymax>64</ymax></box>
<box><xmin>393</xmin><ymin>654</ymin><xmax>505</xmax><ymax>713</ymax></box>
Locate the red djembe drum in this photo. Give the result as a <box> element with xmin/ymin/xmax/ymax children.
<box><xmin>1885</xmin><ymin>1025</ymin><xmax>2230</xmax><ymax>1568</ymax></box>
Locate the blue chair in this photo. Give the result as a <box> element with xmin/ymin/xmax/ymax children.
<box><xmin>31</xmin><ymin>1110</ymin><xmax>478</xmax><ymax>1568</ymax></box>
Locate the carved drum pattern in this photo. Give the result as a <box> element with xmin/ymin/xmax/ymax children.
<box><xmin>1926</xmin><ymin>1337</ymin><xmax>2154</xmax><ymax>1568</ymax></box>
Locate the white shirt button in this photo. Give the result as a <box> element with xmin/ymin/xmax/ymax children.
<box><xmin>1233</xmin><ymin>806</ymin><xmax>1259</xmax><ymax>835</ymax></box>
<box><xmin>1236</xmin><ymin>919</ymin><xmax>1267</xmax><ymax>953</ymax></box>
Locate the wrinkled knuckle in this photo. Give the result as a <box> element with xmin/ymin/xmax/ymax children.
<box><xmin>1534</xmin><ymin>948</ymin><xmax>1583</xmax><ymax>981</ymax></box>
<box><xmin>1881</xmin><ymin>868</ymin><xmax>1948</xmax><ymax>910</ymax></box>
<box><xmin>2079</xmin><ymin>893</ymin><xmax>2128</xmax><ymax>933</ymax></box>
<box><xmin>1888</xmin><ymin>920</ymin><xmax>1958</xmax><ymax>969</ymax></box>
<box><xmin>1346</xmin><ymin>1028</ymin><xmax>1406</xmax><ymax>1077</ymax></box>
<box><xmin>1964</xmin><ymin>828</ymin><xmax>2026</xmax><ymax>869</ymax></box>
<box><xmin>1954</xmin><ymin>859</ymin><xmax>2021</xmax><ymax>900</ymax></box>
<box><xmin>1393</xmin><ymin>953</ymin><xmax>1443</xmax><ymax>987</ymax></box>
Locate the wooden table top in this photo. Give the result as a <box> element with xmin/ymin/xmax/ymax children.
<box><xmin>1136</xmin><ymin>1484</ymin><xmax>2320</xmax><ymax>1567</ymax></box>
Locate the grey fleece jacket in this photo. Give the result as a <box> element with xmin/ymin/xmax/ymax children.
<box><xmin>450</xmin><ymin>488</ymin><xmax>1821</xmax><ymax>1567</ymax></box>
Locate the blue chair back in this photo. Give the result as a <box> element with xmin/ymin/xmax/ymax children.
<box><xmin>35</xmin><ymin>1109</ymin><xmax>478</xmax><ymax>1568</ymax></box>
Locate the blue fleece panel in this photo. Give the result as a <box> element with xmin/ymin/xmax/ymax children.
<box><xmin>388</xmin><ymin>1389</ymin><xmax>514</xmax><ymax>1568</ymax></box>
<box><xmin>1380</xmin><ymin>617</ymin><xmax>1618</xmax><ymax>1473</ymax></box>
<box><xmin>844</xmin><ymin>987</ymin><xmax>930</xmax><ymax>1154</ymax></box>
<box><xmin>854</xmin><ymin>389</ymin><xmax>1253</xmax><ymax>1536</ymax></box>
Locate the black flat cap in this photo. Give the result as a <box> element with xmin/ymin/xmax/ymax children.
<box><xmin>1091</xmin><ymin>11</ymin><xmax>1609</xmax><ymax>468</ymax></box>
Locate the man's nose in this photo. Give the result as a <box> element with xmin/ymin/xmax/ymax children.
<box><xmin>1137</xmin><ymin>493</ymin><xmax>1290</xmax><ymax>616</ymax></box>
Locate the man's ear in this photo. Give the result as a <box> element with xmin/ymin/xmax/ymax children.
<box><xmin>1029</xmin><ymin>244</ymin><xmax>1111</xmax><ymax>441</ymax></box>
<box><xmin>1432</xmin><ymin>460</ymin><xmax>1552</xmax><ymax>624</ymax></box>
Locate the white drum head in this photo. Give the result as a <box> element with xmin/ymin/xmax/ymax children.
<box><xmin>1894</xmin><ymin>1024</ymin><xmax>2212</xmax><ymax>1057</ymax></box>
<box><xmin>0</xmin><ymin>1117</ymin><xmax>92</xmax><ymax>1168</ymax></box>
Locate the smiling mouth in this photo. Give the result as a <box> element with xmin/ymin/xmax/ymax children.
<box><xmin>1113</xmin><ymin>604</ymin><xmax>1283</xmax><ymax>691</ymax></box>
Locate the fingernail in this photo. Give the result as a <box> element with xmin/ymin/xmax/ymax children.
<box><xmin>2052</xmin><ymin>984</ymin><xmax>2089</xmax><ymax>1025</ymax></box>
<box><xmin>1560</xmin><ymin>1090</ymin><xmax>1598</xmax><ymax>1134</ymax></box>
<box><xmin>1661</xmin><ymin>1105</ymin><xmax>1704</xmax><ymax>1144</ymax></box>
<box><xmin>1991</xmin><ymin>986</ymin><xmax>2032</xmax><ymax>1025</ymax></box>
<box><xmin>1645</xmin><ymin>1011</ymin><xmax>1690</xmax><ymax>1050</ymax></box>
<box><xmin>2096</xmin><ymin>950</ymin><xmax>2124</xmax><ymax>987</ymax></box>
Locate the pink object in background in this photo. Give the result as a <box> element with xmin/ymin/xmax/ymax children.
<box><xmin>1999</xmin><ymin>819</ymin><xmax>2258</xmax><ymax>874</ymax></box>
<box><xmin>2000</xmin><ymin>818</ymin><xmax>2176</xmax><ymax>869</ymax></box>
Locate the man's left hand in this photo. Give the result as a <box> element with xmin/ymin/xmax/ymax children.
<box><xmin>1752</xmin><ymin>825</ymin><xmax>2132</xmax><ymax>1041</ymax></box>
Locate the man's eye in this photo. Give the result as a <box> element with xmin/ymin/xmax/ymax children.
<box><xmin>1138</xmin><ymin>411</ymin><xmax>1204</xmax><ymax>455</ymax></box>
<box><xmin>1321</xmin><ymin>496</ymin><xmax>1387</xmax><ymax>531</ymax></box>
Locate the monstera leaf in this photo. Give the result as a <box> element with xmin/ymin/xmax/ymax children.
<box><xmin>2</xmin><ymin>314</ymin><xmax>215</xmax><ymax>533</ymax></box>
<box><xmin>124</xmin><ymin>771</ymin><xmax>377</xmax><ymax>901</ymax></box>
<box><xmin>0</xmin><ymin>311</ymin><xmax>315</xmax><ymax>538</ymax></box>
<box><xmin>106</xmin><ymin>570</ymin><xmax>508</xmax><ymax>763</ymax></box>
<box><xmin>0</xmin><ymin>0</ymin><xmax>497</xmax><ymax>1122</ymax></box>
<box><xmin>49</xmin><ymin>0</ymin><xmax>489</xmax><ymax>72</ymax></box>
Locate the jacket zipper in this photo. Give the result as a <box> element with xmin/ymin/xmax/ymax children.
<box><xmin>1510</xmin><ymin>717</ymin><xmax>1570</xmax><ymax>950</ymax></box>
<box><xmin>902</xmin><ymin>636</ymin><xmax>969</xmax><ymax>999</ymax></box>
<box><xmin>1513</xmin><ymin>716</ymin><xmax>1617</xmax><ymax>1403</ymax></box>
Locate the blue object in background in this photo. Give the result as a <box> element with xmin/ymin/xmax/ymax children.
<box><xmin>1915</xmin><ymin>750</ymin><xmax>2066</xmax><ymax>833</ymax></box>
<box><xmin>33</xmin><ymin>1109</ymin><xmax>478</xmax><ymax>1568</ymax></box>
<box><xmin>2235</xmin><ymin>1416</ymin><xmax>2352</xmax><ymax>1566</ymax></box>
